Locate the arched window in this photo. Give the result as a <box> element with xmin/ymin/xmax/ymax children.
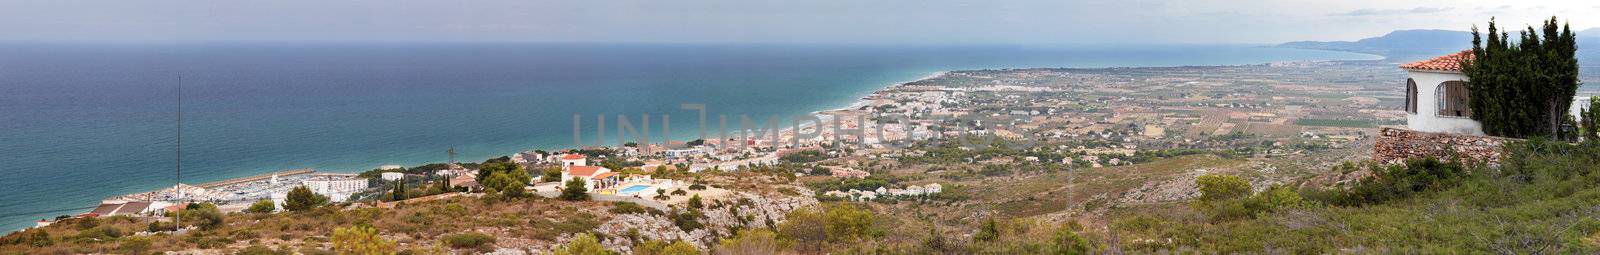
<box><xmin>1436</xmin><ymin>81</ymin><xmax>1470</xmax><ymax>117</ymax></box>
<box><xmin>1405</xmin><ymin>78</ymin><xmax>1418</xmax><ymax>114</ymax></box>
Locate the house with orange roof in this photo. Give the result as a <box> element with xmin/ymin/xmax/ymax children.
<box><xmin>559</xmin><ymin>154</ymin><xmax>620</xmax><ymax>191</ymax></box>
<box><xmin>1400</xmin><ymin>50</ymin><xmax>1483</xmax><ymax>135</ymax></box>
<box><xmin>558</xmin><ymin>153</ymin><xmax>588</xmax><ymax>168</ymax></box>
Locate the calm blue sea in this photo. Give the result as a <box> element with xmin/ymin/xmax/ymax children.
<box><xmin>0</xmin><ymin>42</ymin><xmax>1377</xmax><ymax>232</ymax></box>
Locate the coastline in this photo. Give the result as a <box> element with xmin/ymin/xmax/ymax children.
<box><xmin>783</xmin><ymin>71</ymin><xmax>950</xmax><ymax>136</ymax></box>
<box><xmin>58</xmin><ymin>70</ymin><xmax>952</xmax><ymax>231</ymax></box>
<box><xmin>3</xmin><ymin>44</ymin><xmax>1381</xmax><ymax>233</ymax></box>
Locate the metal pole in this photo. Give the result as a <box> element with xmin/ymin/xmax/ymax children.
<box><xmin>174</xmin><ymin>75</ymin><xmax>183</xmax><ymax>231</ymax></box>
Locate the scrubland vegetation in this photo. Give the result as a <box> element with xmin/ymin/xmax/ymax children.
<box><xmin>7</xmin><ymin>138</ymin><xmax>1599</xmax><ymax>254</ymax></box>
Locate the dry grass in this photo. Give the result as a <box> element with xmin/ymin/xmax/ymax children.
<box><xmin>1</xmin><ymin>196</ymin><xmax>615</xmax><ymax>255</ymax></box>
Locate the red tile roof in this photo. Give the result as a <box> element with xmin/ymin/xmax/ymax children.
<box><xmin>1400</xmin><ymin>50</ymin><xmax>1473</xmax><ymax>72</ymax></box>
<box><xmin>90</xmin><ymin>203</ymin><xmax>121</xmax><ymax>216</ymax></box>
<box><xmin>567</xmin><ymin>166</ymin><xmax>606</xmax><ymax>177</ymax></box>
<box><xmin>561</xmin><ymin>154</ymin><xmax>586</xmax><ymax>160</ymax></box>
<box><xmin>590</xmin><ymin>172</ymin><xmax>618</xmax><ymax>180</ymax></box>
<box><xmin>113</xmin><ymin>202</ymin><xmax>150</xmax><ymax>215</ymax></box>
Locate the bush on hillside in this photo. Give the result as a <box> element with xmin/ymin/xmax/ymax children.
<box><xmin>1312</xmin><ymin>157</ymin><xmax>1470</xmax><ymax>206</ymax></box>
<box><xmin>443</xmin><ymin>232</ymin><xmax>496</xmax><ymax>251</ymax></box>
<box><xmin>609</xmin><ymin>201</ymin><xmax>647</xmax><ymax>215</ymax></box>
<box><xmin>560</xmin><ymin>178</ymin><xmax>590</xmax><ymax>201</ymax></box>
<box><xmin>246</xmin><ymin>199</ymin><xmax>277</xmax><ymax>213</ymax></box>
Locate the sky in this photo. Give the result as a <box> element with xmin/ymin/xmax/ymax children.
<box><xmin>0</xmin><ymin>0</ymin><xmax>1596</xmax><ymax>44</ymax></box>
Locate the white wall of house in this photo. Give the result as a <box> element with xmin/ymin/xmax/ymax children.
<box><xmin>1406</xmin><ymin>70</ymin><xmax>1484</xmax><ymax>135</ymax></box>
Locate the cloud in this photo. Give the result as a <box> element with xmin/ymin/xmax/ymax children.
<box><xmin>1337</xmin><ymin>7</ymin><xmax>1454</xmax><ymax>16</ymax></box>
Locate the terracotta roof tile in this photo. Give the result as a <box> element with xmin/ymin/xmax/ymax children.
<box><xmin>567</xmin><ymin>166</ymin><xmax>605</xmax><ymax>177</ymax></box>
<box><xmin>1400</xmin><ymin>50</ymin><xmax>1473</xmax><ymax>72</ymax></box>
<box><xmin>561</xmin><ymin>154</ymin><xmax>586</xmax><ymax>160</ymax></box>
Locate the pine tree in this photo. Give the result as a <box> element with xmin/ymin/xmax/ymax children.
<box><xmin>284</xmin><ymin>185</ymin><xmax>329</xmax><ymax>212</ymax></box>
<box><xmin>560</xmin><ymin>178</ymin><xmax>590</xmax><ymax>201</ymax></box>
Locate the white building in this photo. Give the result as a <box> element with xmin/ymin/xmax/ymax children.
<box><xmin>558</xmin><ymin>153</ymin><xmax>588</xmax><ymax>168</ymax></box>
<box><xmin>380</xmin><ymin>172</ymin><xmax>404</xmax><ymax>181</ymax></box>
<box><xmin>301</xmin><ymin>174</ymin><xmax>369</xmax><ymax>203</ymax></box>
<box><xmin>1401</xmin><ymin>51</ymin><xmax>1483</xmax><ymax>135</ymax></box>
<box><xmin>558</xmin><ymin>154</ymin><xmax>620</xmax><ymax>191</ymax></box>
<box><xmin>663</xmin><ymin>148</ymin><xmax>701</xmax><ymax>159</ymax></box>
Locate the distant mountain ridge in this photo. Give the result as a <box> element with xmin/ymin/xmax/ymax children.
<box><xmin>1279</xmin><ymin>29</ymin><xmax>1472</xmax><ymax>60</ymax></box>
<box><xmin>1281</xmin><ymin>28</ymin><xmax>1600</xmax><ymax>65</ymax></box>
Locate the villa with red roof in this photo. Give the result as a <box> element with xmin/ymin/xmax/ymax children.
<box><xmin>559</xmin><ymin>153</ymin><xmax>588</xmax><ymax>167</ymax></box>
<box><xmin>558</xmin><ymin>153</ymin><xmax>620</xmax><ymax>191</ymax></box>
<box><xmin>1400</xmin><ymin>50</ymin><xmax>1483</xmax><ymax>135</ymax></box>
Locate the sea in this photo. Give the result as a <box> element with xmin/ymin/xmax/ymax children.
<box><xmin>0</xmin><ymin>42</ymin><xmax>1379</xmax><ymax>232</ymax></box>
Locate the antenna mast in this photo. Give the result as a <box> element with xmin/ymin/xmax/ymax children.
<box><xmin>174</xmin><ymin>75</ymin><xmax>183</xmax><ymax>231</ymax></box>
<box><xmin>445</xmin><ymin>147</ymin><xmax>457</xmax><ymax>178</ymax></box>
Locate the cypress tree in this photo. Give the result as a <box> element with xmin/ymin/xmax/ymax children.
<box><xmin>1462</xmin><ymin>16</ymin><xmax>1580</xmax><ymax>139</ymax></box>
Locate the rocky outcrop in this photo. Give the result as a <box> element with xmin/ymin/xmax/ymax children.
<box><xmin>1115</xmin><ymin>171</ymin><xmax>1203</xmax><ymax>205</ymax></box>
<box><xmin>1373</xmin><ymin>127</ymin><xmax>1508</xmax><ymax>165</ymax></box>
<box><xmin>586</xmin><ymin>192</ymin><xmax>818</xmax><ymax>253</ymax></box>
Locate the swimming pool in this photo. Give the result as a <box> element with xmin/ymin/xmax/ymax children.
<box><xmin>618</xmin><ymin>185</ymin><xmax>653</xmax><ymax>196</ymax></box>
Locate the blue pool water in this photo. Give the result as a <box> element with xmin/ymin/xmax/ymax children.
<box><xmin>618</xmin><ymin>185</ymin><xmax>652</xmax><ymax>195</ymax></box>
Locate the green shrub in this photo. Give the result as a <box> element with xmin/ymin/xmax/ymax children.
<box><xmin>1317</xmin><ymin>157</ymin><xmax>1469</xmax><ymax>206</ymax></box>
<box><xmin>560</xmin><ymin>179</ymin><xmax>590</xmax><ymax>201</ymax></box>
<box><xmin>118</xmin><ymin>236</ymin><xmax>152</xmax><ymax>254</ymax></box>
<box><xmin>72</xmin><ymin>225</ymin><xmax>125</xmax><ymax>241</ymax></box>
<box><xmin>553</xmin><ymin>233</ymin><xmax>614</xmax><ymax>255</ymax></box>
<box><xmin>1194</xmin><ymin>175</ymin><xmax>1309</xmax><ymax>221</ymax></box>
<box><xmin>670</xmin><ymin>209</ymin><xmax>704</xmax><ymax>232</ymax></box>
<box><xmin>609</xmin><ymin>202</ymin><xmax>647</xmax><ymax>215</ymax></box>
<box><xmin>1196</xmin><ymin>174</ymin><xmax>1251</xmax><ymax>203</ymax></box>
<box><xmin>74</xmin><ymin>217</ymin><xmax>99</xmax><ymax>230</ymax></box>
<box><xmin>180</xmin><ymin>203</ymin><xmax>226</xmax><ymax>230</ymax></box>
<box><xmin>687</xmin><ymin>195</ymin><xmax>704</xmax><ymax>210</ymax></box>
<box><xmin>245</xmin><ymin>199</ymin><xmax>276</xmax><ymax>213</ymax></box>
<box><xmin>443</xmin><ymin>232</ymin><xmax>496</xmax><ymax>250</ymax></box>
<box><xmin>331</xmin><ymin>225</ymin><xmax>396</xmax><ymax>255</ymax></box>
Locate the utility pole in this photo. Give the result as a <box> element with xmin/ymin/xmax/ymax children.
<box><xmin>445</xmin><ymin>147</ymin><xmax>457</xmax><ymax>178</ymax></box>
<box><xmin>174</xmin><ymin>75</ymin><xmax>183</xmax><ymax>232</ymax></box>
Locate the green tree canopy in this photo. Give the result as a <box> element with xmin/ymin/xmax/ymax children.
<box><xmin>1463</xmin><ymin>16</ymin><xmax>1581</xmax><ymax>138</ymax></box>
<box><xmin>284</xmin><ymin>185</ymin><xmax>329</xmax><ymax>212</ymax></box>
<box><xmin>245</xmin><ymin>199</ymin><xmax>276</xmax><ymax>213</ymax></box>
<box><xmin>561</xmin><ymin>178</ymin><xmax>591</xmax><ymax>201</ymax></box>
<box><xmin>777</xmin><ymin>203</ymin><xmax>879</xmax><ymax>252</ymax></box>
<box><xmin>179</xmin><ymin>202</ymin><xmax>224</xmax><ymax>230</ymax></box>
<box><xmin>476</xmin><ymin>162</ymin><xmax>522</xmax><ymax>183</ymax></box>
<box><xmin>482</xmin><ymin>169</ymin><xmax>531</xmax><ymax>198</ymax></box>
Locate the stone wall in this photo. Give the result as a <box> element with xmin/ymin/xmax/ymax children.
<box><xmin>1373</xmin><ymin>127</ymin><xmax>1510</xmax><ymax>165</ymax></box>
